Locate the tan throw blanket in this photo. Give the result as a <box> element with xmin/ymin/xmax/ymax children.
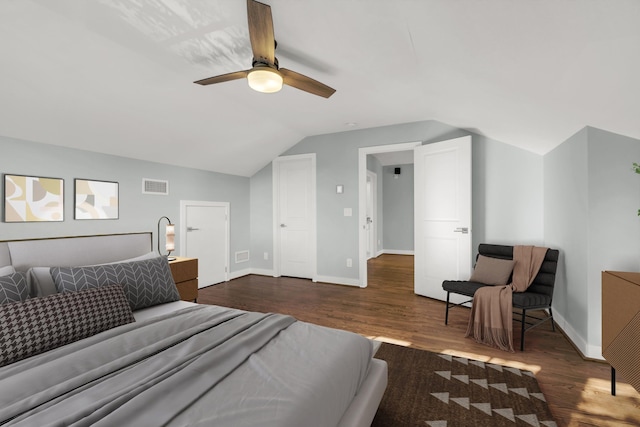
<box><xmin>465</xmin><ymin>245</ymin><xmax>548</xmax><ymax>352</ymax></box>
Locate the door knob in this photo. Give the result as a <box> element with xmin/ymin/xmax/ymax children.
<box><xmin>453</xmin><ymin>227</ymin><xmax>469</xmax><ymax>234</ymax></box>
<box><xmin>280</xmin><ymin>224</ymin><xmax>287</xmax><ymax>228</ymax></box>
<box><xmin>187</xmin><ymin>227</ymin><xmax>200</xmax><ymax>231</ymax></box>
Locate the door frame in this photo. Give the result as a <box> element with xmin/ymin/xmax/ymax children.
<box><xmin>179</xmin><ymin>200</ymin><xmax>230</xmax><ymax>282</ymax></box>
<box><xmin>358</xmin><ymin>141</ymin><xmax>421</xmax><ymax>287</ymax></box>
<box><xmin>366</xmin><ymin>170</ymin><xmax>378</xmax><ymax>260</ymax></box>
<box><xmin>272</xmin><ymin>153</ymin><xmax>317</xmax><ymax>280</ymax></box>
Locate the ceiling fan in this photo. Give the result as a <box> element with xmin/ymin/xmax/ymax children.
<box><xmin>194</xmin><ymin>0</ymin><xmax>335</xmax><ymax>98</ymax></box>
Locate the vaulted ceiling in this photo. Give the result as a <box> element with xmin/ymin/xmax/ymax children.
<box><xmin>1</xmin><ymin>1</ymin><xmax>639</xmax><ymax>177</ymax></box>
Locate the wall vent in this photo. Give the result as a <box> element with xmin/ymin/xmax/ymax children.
<box><xmin>235</xmin><ymin>250</ymin><xmax>250</xmax><ymax>263</ymax></box>
<box><xmin>142</xmin><ymin>178</ymin><xmax>169</xmax><ymax>195</ymax></box>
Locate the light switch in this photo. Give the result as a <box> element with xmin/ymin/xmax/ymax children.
<box><xmin>344</xmin><ymin>208</ymin><xmax>352</xmax><ymax>217</ymax></box>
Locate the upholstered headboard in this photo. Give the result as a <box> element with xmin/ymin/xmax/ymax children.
<box><xmin>0</xmin><ymin>232</ymin><xmax>153</xmax><ymax>272</ymax></box>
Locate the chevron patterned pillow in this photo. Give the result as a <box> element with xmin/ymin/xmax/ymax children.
<box><xmin>51</xmin><ymin>256</ymin><xmax>180</xmax><ymax>310</ymax></box>
<box><xmin>0</xmin><ymin>272</ymin><xmax>28</xmax><ymax>305</ymax></box>
<box><xmin>0</xmin><ymin>284</ymin><xmax>134</xmax><ymax>367</ymax></box>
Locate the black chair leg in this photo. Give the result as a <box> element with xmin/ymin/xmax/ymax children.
<box><xmin>548</xmin><ymin>307</ymin><xmax>555</xmax><ymax>331</ymax></box>
<box><xmin>520</xmin><ymin>309</ymin><xmax>526</xmax><ymax>351</ymax></box>
<box><xmin>445</xmin><ymin>292</ymin><xmax>450</xmax><ymax>325</ymax></box>
<box><xmin>611</xmin><ymin>366</ymin><xmax>616</xmax><ymax>396</ymax></box>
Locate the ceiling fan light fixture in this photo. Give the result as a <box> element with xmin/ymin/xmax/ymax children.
<box><xmin>247</xmin><ymin>67</ymin><xmax>283</xmax><ymax>93</ymax></box>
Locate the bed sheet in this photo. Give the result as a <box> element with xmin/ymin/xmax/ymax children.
<box><xmin>0</xmin><ymin>304</ymin><xmax>374</xmax><ymax>427</ymax></box>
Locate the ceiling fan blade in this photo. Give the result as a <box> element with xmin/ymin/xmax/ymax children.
<box><xmin>280</xmin><ymin>68</ymin><xmax>336</xmax><ymax>98</ymax></box>
<box><xmin>194</xmin><ymin>70</ymin><xmax>249</xmax><ymax>86</ymax></box>
<box><xmin>247</xmin><ymin>0</ymin><xmax>275</xmax><ymax>65</ymax></box>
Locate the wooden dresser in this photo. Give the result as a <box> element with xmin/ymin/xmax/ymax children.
<box><xmin>602</xmin><ymin>271</ymin><xmax>640</xmax><ymax>395</ymax></box>
<box><xmin>169</xmin><ymin>257</ymin><xmax>198</xmax><ymax>302</ymax></box>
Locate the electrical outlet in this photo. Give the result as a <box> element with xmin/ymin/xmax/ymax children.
<box><xmin>264</xmin><ymin>252</ymin><xmax>269</xmax><ymax>260</ymax></box>
<box><xmin>346</xmin><ymin>258</ymin><xmax>352</xmax><ymax>267</ymax></box>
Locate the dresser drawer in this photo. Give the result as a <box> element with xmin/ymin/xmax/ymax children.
<box><xmin>175</xmin><ymin>278</ymin><xmax>198</xmax><ymax>302</ymax></box>
<box><xmin>169</xmin><ymin>257</ymin><xmax>198</xmax><ymax>302</ymax></box>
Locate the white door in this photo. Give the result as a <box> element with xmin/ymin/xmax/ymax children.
<box><xmin>180</xmin><ymin>201</ymin><xmax>229</xmax><ymax>288</ymax></box>
<box><xmin>366</xmin><ymin>171</ymin><xmax>377</xmax><ymax>259</ymax></box>
<box><xmin>414</xmin><ymin>136</ymin><xmax>472</xmax><ymax>300</ymax></box>
<box><xmin>273</xmin><ymin>154</ymin><xmax>316</xmax><ymax>279</ymax></box>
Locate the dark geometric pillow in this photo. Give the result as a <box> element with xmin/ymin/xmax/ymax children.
<box><xmin>0</xmin><ymin>272</ymin><xmax>28</xmax><ymax>305</ymax></box>
<box><xmin>51</xmin><ymin>256</ymin><xmax>180</xmax><ymax>310</ymax></box>
<box><xmin>0</xmin><ymin>284</ymin><xmax>135</xmax><ymax>367</ymax></box>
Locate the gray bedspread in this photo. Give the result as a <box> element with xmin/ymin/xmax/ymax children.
<box><xmin>0</xmin><ymin>304</ymin><xmax>374</xmax><ymax>427</ymax></box>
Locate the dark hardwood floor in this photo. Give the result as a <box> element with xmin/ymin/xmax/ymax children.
<box><xmin>197</xmin><ymin>254</ymin><xmax>640</xmax><ymax>427</ymax></box>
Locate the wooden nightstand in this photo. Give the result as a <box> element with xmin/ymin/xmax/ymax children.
<box><xmin>169</xmin><ymin>257</ymin><xmax>198</xmax><ymax>302</ymax></box>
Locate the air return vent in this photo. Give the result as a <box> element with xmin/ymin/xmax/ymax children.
<box><xmin>142</xmin><ymin>178</ymin><xmax>169</xmax><ymax>195</ymax></box>
<box><xmin>235</xmin><ymin>250</ymin><xmax>250</xmax><ymax>263</ymax></box>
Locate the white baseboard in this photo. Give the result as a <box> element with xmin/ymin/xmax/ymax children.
<box><xmin>229</xmin><ymin>268</ymin><xmax>360</xmax><ymax>288</ymax></box>
<box><xmin>553</xmin><ymin>310</ymin><xmax>603</xmax><ymax>360</ymax></box>
<box><xmin>228</xmin><ymin>268</ymin><xmax>252</xmax><ymax>281</ymax></box>
<box><xmin>248</xmin><ymin>268</ymin><xmax>275</xmax><ymax>277</ymax></box>
<box><xmin>381</xmin><ymin>249</ymin><xmax>415</xmax><ymax>256</ymax></box>
<box><xmin>228</xmin><ymin>268</ymin><xmax>276</xmax><ymax>281</ymax></box>
<box><xmin>315</xmin><ymin>275</ymin><xmax>361</xmax><ymax>287</ymax></box>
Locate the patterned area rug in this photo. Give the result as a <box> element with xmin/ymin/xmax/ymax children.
<box><xmin>371</xmin><ymin>343</ymin><xmax>556</xmax><ymax>427</ymax></box>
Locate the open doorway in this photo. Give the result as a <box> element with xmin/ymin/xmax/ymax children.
<box><xmin>372</xmin><ymin>157</ymin><xmax>415</xmax><ymax>256</ymax></box>
<box><xmin>358</xmin><ymin>142</ymin><xmax>421</xmax><ymax>287</ymax></box>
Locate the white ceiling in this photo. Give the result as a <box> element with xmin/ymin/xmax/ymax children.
<box><xmin>1</xmin><ymin>0</ymin><xmax>639</xmax><ymax>177</ymax></box>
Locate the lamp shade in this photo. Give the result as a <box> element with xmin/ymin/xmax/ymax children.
<box><xmin>165</xmin><ymin>224</ymin><xmax>175</xmax><ymax>252</ymax></box>
<box><xmin>247</xmin><ymin>67</ymin><xmax>283</xmax><ymax>93</ymax></box>
<box><xmin>157</xmin><ymin>216</ymin><xmax>175</xmax><ymax>258</ymax></box>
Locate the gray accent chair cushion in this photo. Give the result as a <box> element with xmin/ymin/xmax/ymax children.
<box><xmin>0</xmin><ymin>272</ymin><xmax>28</xmax><ymax>305</ymax></box>
<box><xmin>0</xmin><ymin>284</ymin><xmax>135</xmax><ymax>367</ymax></box>
<box><xmin>51</xmin><ymin>256</ymin><xmax>179</xmax><ymax>310</ymax></box>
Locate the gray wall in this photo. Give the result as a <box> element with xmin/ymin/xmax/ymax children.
<box><xmin>543</xmin><ymin>128</ymin><xmax>590</xmax><ymax>354</ymax></box>
<box><xmin>251</xmin><ymin>119</ymin><xmax>545</xmax><ymax>282</ymax></box>
<box><xmin>250</xmin><ymin>163</ymin><xmax>273</xmax><ymax>272</ymax></box>
<box><xmin>0</xmin><ymin>135</ymin><xmax>251</xmax><ymax>274</ymax></box>
<box><xmin>382</xmin><ymin>164</ymin><xmax>414</xmax><ymax>252</ymax></box>
<box><xmin>471</xmin><ymin>134</ymin><xmax>544</xmax><ymax>247</ymax></box>
<box><xmin>544</xmin><ymin>126</ymin><xmax>640</xmax><ymax>358</ymax></box>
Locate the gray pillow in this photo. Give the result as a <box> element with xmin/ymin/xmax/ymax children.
<box><xmin>0</xmin><ymin>284</ymin><xmax>135</xmax><ymax>367</ymax></box>
<box><xmin>0</xmin><ymin>272</ymin><xmax>28</xmax><ymax>305</ymax></box>
<box><xmin>469</xmin><ymin>255</ymin><xmax>516</xmax><ymax>286</ymax></box>
<box><xmin>51</xmin><ymin>256</ymin><xmax>180</xmax><ymax>310</ymax></box>
<box><xmin>27</xmin><ymin>267</ymin><xmax>56</xmax><ymax>298</ymax></box>
<box><xmin>27</xmin><ymin>252</ymin><xmax>161</xmax><ymax>298</ymax></box>
<box><xmin>0</xmin><ymin>265</ymin><xmax>16</xmax><ymax>276</ymax></box>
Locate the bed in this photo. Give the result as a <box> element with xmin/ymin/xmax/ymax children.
<box><xmin>0</xmin><ymin>232</ymin><xmax>387</xmax><ymax>427</ymax></box>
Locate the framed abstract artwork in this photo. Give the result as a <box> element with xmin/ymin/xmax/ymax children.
<box><xmin>74</xmin><ymin>179</ymin><xmax>119</xmax><ymax>220</ymax></box>
<box><xmin>3</xmin><ymin>174</ymin><xmax>64</xmax><ymax>222</ymax></box>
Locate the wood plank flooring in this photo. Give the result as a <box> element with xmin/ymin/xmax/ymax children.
<box><xmin>197</xmin><ymin>254</ymin><xmax>640</xmax><ymax>427</ymax></box>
